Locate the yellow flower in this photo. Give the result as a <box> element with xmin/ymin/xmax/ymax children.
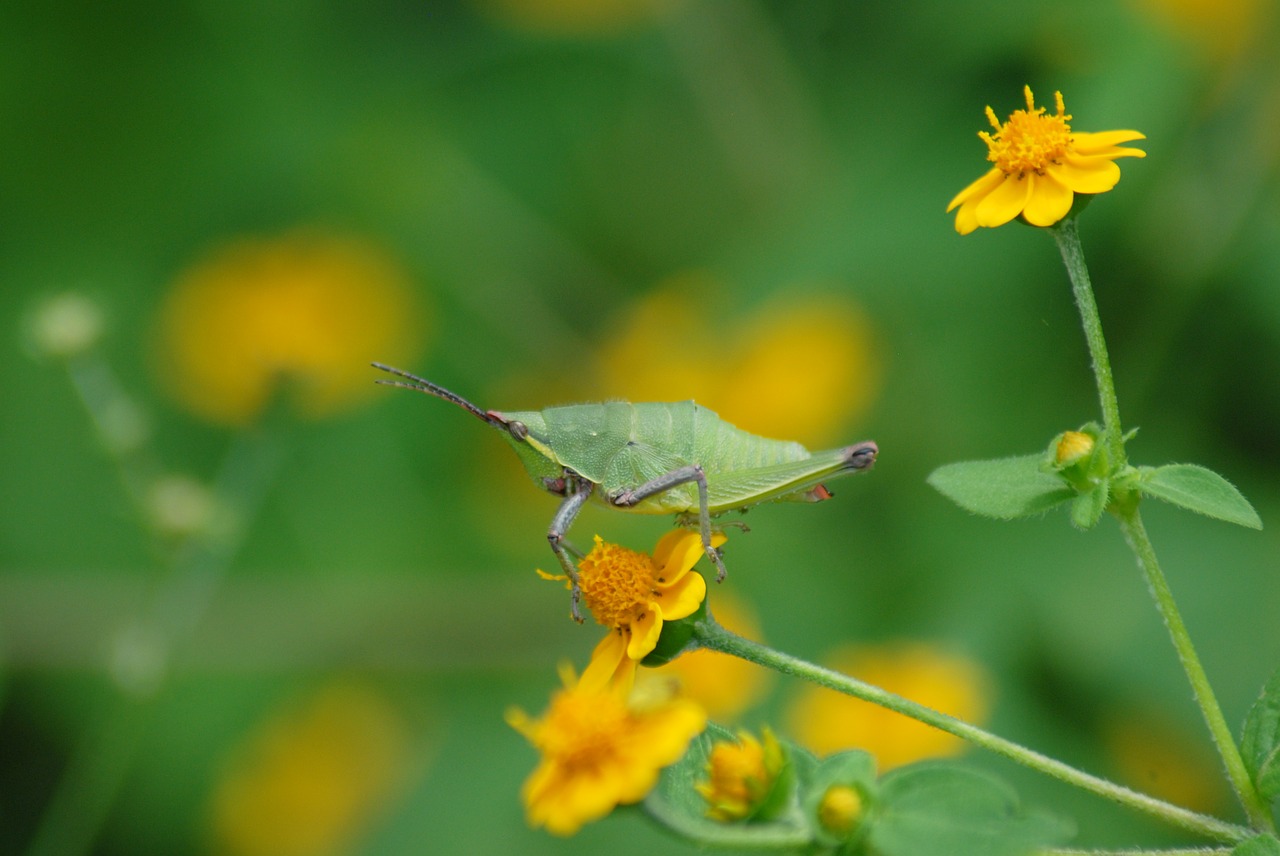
<box><xmin>540</xmin><ymin>529</ymin><xmax>722</xmax><ymax>663</ymax></box>
<box><xmin>154</xmin><ymin>230</ymin><xmax>423</xmax><ymax>425</ymax></box>
<box><xmin>207</xmin><ymin>683</ymin><xmax>411</xmax><ymax>856</ymax></box>
<box><xmin>695</xmin><ymin>727</ymin><xmax>786</xmax><ymax>822</ymax></box>
<box><xmin>597</xmin><ymin>276</ymin><xmax>881</xmax><ymax>448</ymax></box>
<box><xmin>947</xmin><ymin>86</ymin><xmax>1146</xmax><ymax>235</ymax></box>
<box><xmin>649</xmin><ymin>590</ymin><xmax>771</xmax><ymax>720</ymax></box>
<box><xmin>1103</xmin><ymin>710</ymin><xmax>1228</xmax><ymax>814</ymax></box>
<box><xmin>786</xmin><ymin>642</ymin><xmax>991</xmax><ymax>770</ymax></box>
<box><xmin>507</xmin><ymin>664</ymin><xmax>706</xmax><ymax>836</ymax></box>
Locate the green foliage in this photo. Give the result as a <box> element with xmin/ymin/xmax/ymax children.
<box><xmin>868</xmin><ymin>763</ymin><xmax>1072</xmax><ymax>856</ymax></box>
<box><xmin>926</xmin><ymin>455</ymin><xmax>1074</xmax><ymax>520</ymax></box>
<box><xmin>647</xmin><ymin>728</ymin><xmax>1067</xmax><ymax>854</ymax></box>
<box><xmin>1234</xmin><ymin>834</ymin><xmax>1280</xmax><ymax>856</ymax></box>
<box><xmin>1136</xmin><ymin>464</ymin><xmax>1263</xmax><ymax>530</ymax></box>
<box><xmin>1242</xmin><ymin>669</ymin><xmax>1280</xmax><ymax>803</ymax></box>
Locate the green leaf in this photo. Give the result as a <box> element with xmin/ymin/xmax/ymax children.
<box><xmin>868</xmin><ymin>762</ymin><xmax>1073</xmax><ymax>856</ymax></box>
<box><xmin>644</xmin><ymin>721</ymin><xmax>814</xmax><ymax>849</ymax></box>
<box><xmin>1137</xmin><ymin>464</ymin><xmax>1262</xmax><ymax>529</ymax></box>
<box><xmin>1234</xmin><ymin>834</ymin><xmax>1280</xmax><ymax>855</ymax></box>
<box><xmin>928</xmin><ymin>455</ymin><xmax>1074</xmax><ymax>520</ymax></box>
<box><xmin>1242</xmin><ymin>669</ymin><xmax>1280</xmax><ymax>800</ymax></box>
<box><xmin>1070</xmin><ymin>480</ymin><xmax>1109</xmax><ymax>530</ymax></box>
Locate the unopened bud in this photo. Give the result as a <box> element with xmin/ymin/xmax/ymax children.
<box><xmin>1055</xmin><ymin>430</ymin><xmax>1095</xmax><ymax>467</ymax></box>
<box><xmin>817</xmin><ymin>784</ymin><xmax>865</xmax><ymax>837</ymax></box>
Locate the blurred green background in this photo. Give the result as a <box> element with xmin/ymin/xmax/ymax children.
<box><xmin>4</xmin><ymin>0</ymin><xmax>1280</xmax><ymax>853</ymax></box>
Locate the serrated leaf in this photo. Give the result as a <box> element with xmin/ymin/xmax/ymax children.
<box><xmin>1070</xmin><ymin>481</ymin><xmax>1109</xmax><ymax>530</ymax></box>
<box><xmin>928</xmin><ymin>455</ymin><xmax>1075</xmax><ymax>520</ymax></box>
<box><xmin>1234</xmin><ymin>834</ymin><xmax>1280</xmax><ymax>855</ymax></box>
<box><xmin>1242</xmin><ymin>669</ymin><xmax>1280</xmax><ymax>800</ymax></box>
<box><xmin>1138</xmin><ymin>464</ymin><xmax>1262</xmax><ymax>529</ymax></box>
<box><xmin>868</xmin><ymin>762</ymin><xmax>1073</xmax><ymax>856</ymax></box>
<box><xmin>644</xmin><ymin>721</ymin><xmax>813</xmax><ymax>849</ymax></box>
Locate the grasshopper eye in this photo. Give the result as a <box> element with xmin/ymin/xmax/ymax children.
<box><xmin>508</xmin><ymin>420</ymin><xmax>529</xmax><ymax>440</ymax></box>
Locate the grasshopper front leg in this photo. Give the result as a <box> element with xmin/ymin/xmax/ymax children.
<box><xmin>609</xmin><ymin>464</ymin><xmax>728</xmax><ymax>582</ymax></box>
<box><xmin>548</xmin><ymin>473</ymin><xmax>594</xmax><ymax>623</ymax></box>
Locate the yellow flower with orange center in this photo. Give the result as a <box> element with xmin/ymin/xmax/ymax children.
<box><xmin>541</xmin><ymin>529</ymin><xmax>722</xmax><ymax>668</ymax></box>
<box><xmin>947</xmin><ymin>86</ymin><xmax>1146</xmax><ymax>235</ymax></box>
<box><xmin>154</xmin><ymin>230</ymin><xmax>423</xmax><ymax>425</ymax></box>
<box><xmin>695</xmin><ymin>727</ymin><xmax>786</xmax><ymax>822</ymax></box>
<box><xmin>786</xmin><ymin>642</ymin><xmax>992</xmax><ymax>770</ymax></box>
<box><xmin>507</xmin><ymin>664</ymin><xmax>706</xmax><ymax>836</ymax></box>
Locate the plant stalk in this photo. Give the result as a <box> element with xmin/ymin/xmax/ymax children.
<box><xmin>693</xmin><ymin>618</ymin><xmax>1248</xmax><ymax>843</ymax></box>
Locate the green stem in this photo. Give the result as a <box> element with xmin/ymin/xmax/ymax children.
<box><xmin>1117</xmin><ymin>509</ymin><xmax>1275</xmax><ymax>832</ymax></box>
<box><xmin>692</xmin><ymin>618</ymin><xmax>1249</xmax><ymax>844</ymax></box>
<box><xmin>1051</xmin><ymin>218</ymin><xmax>1273</xmax><ymax>833</ymax></box>
<box><xmin>1051</xmin><ymin>219</ymin><xmax>1126</xmax><ymax>466</ymax></box>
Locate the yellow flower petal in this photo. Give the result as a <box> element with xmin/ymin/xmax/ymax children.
<box><xmin>1049</xmin><ymin>156</ymin><xmax>1122</xmax><ymax>195</ymax></box>
<box><xmin>1021</xmin><ymin>173</ymin><xmax>1075</xmax><ymax>227</ymax></box>
<box><xmin>581</xmin><ymin>631</ymin><xmax>635</xmax><ymax>695</ymax></box>
<box><xmin>946</xmin><ymin>167</ymin><xmax>1005</xmax><ymax>213</ymax></box>
<box><xmin>658</xmin><ymin>571</ymin><xmax>707</xmax><ymax>622</ymax></box>
<box><xmin>974</xmin><ymin>174</ymin><xmax>1031</xmax><ymax>228</ymax></box>
<box><xmin>1072</xmin><ymin>130</ymin><xmax>1147</xmax><ymax>153</ymax></box>
<box><xmin>627</xmin><ymin>608</ymin><xmax>664</xmax><ymax>660</ymax></box>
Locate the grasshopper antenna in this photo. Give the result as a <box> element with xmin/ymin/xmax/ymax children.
<box><xmin>371</xmin><ymin>362</ymin><xmax>506</xmax><ymax>428</ymax></box>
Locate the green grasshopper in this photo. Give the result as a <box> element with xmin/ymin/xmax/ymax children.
<box><xmin>373</xmin><ymin>363</ymin><xmax>878</xmax><ymax>621</ymax></box>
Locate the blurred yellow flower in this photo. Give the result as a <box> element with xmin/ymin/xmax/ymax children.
<box><xmin>696</xmin><ymin>727</ymin><xmax>786</xmax><ymax>822</ymax></box>
<box><xmin>650</xmin><ymin>590</ymin><xmax>771</xmax><ymax>720</ymax></box>
<box><xmin>816</xmin><ymin>784</ymin><xmax>865</xmax><ymax>838</ymax></box>
<box><xmin>155</xmin><ymin>231</ymin><xmax>423</xmax><ymax>425</ymax></box>
<box><xmin>479</xmin><ymin>0</ymin><xmax>683</xmax><ymax>36</ymax></box>
<box><xmin>947</xmin><ymin>87</ymin><xmax>1146</xmax><ymax>235</ymax></box>
<box><xmin>1103</xmin><ymin>710</ymin><xmax>1228</xmax><ymax>814</ymax></box>
<box><xmin>208</xmin><ymin>682</ymin><xmax>410</xmax><ymax>856</ymax></box>
<box><xmin>597</xmin><ymin>275</ymin><xmax>880</xmax><ymax>448</ymax></box>
<box><xmin>507</xmin><ymin>663</ymin><xmax>706</xmax><ymax>836</ymax></box>
<box><xmin>1139</xmin><ymin>0</ymin><xmax>1269</xmax><ymax>61</ymax></box>
<box><xmin>540</xmin><ymin>530</ymin><xmax>720</xmax><ymax>662</ymax></box>
<box><xmin>786</xmin><ymin>642</ymin><xmax>992</xmax><ymax>770</ymax></box>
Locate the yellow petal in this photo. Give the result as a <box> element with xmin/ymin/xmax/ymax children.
<box><xmin>973</xmin><ymin>173</ymin><xmax>1031</xmax><ymax>228</ymax></box>
<box><xmin>658</xmin><ymin>571</ymin><xmax>707</xmax><ymax>621</ymax></box>
<box><xmin>654</xmin><ymin>530</ymin><xmax>707</xmax><ymax>582</ymax></box>
<box><xmin>1021</xmin><ymin>173</ymin><xmax>1074</xmax><ymax>227</ymax></box>
<box><xmin>946</xmin><ymin>167</ymin><xmax>1004</xmax><ymax>212</ymax></box>
<box><xmin>952</xmin><ymin>200</ymin><xmax>982</xmax><ymax>235</ymax></box>
<box><xmin>628</xmin><ymin>609</ymin><xmax>663</xmax><ymax>660</ymax></box>
<box><xmin>1049</xmin><ymin>157</ymin><xmax>1121</xmax><ymax>194</ymax></box>
<box><xmin>581</xmin><ymin>631</ymin><xmax>635</xmax><ymax>695</ymax></box>
<box><xmin>1072</xmin><ymin>130</ymin><xmax>1146</xmax><ymax>153</ymax></box>
<box><xmin>631</xmin><ymin>699</ymin><xmax>707</xmax><ymax>764</ymax></box>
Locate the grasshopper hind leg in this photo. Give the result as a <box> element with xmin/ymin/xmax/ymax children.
<box><xmin>610</xmin><ymin>464</ymin><xmax>728</xmax><ymax>583</ymax></box>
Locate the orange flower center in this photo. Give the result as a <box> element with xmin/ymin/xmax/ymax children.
<box><xmin>980</xmin><ymin>86</ymin><xmax>1073</xmax><ymax>177</ymax></box>
<box><xmin>537</xmin><ymin>686</ymin><xmax>632</xmax><ymax>772</ymax></box>
<box><xmin>577</xmin><ymin>539</ymin><xmax>661</xmax><ymax>630</ymax></box>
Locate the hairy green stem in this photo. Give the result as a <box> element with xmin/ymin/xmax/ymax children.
<box><xmin>1051</xmin><ymin>219</ymin><xmax>1126</xmax><ymax>466</ymax></box>
<box><xmin>693</xmin><ymin>619</ymin><xmax>1248</xmax><ymax>843</ymax></box>
<box><xmin>696</xmin><ymin>614</ymin><xmax>1244</xmax><ymax>839</ymax></box>
<box><xmin>1118</xmin><ymin>510</ymin><xmax>1275</xmax><ymax>832</ymax></box>
<box><xmin>1051</xmin><ymin>218</ymin><xmax>1273</xmax><ymax>832</ymax></box>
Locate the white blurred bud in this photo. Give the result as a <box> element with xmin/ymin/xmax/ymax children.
<box><xmin>28</xmin><ymin>292</ymin><xmax>104</xmax><ymax>358</ymax></box>
<box><xmin>148</xmin><ymin>474</ymin><xmax>216</xmax><ymax>538</ymax></box>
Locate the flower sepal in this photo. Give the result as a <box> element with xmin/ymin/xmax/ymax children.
<box><xmin>640</xmin><ymin>589</ymin><xmax>707</xmax><ymax>667</ymax></box>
